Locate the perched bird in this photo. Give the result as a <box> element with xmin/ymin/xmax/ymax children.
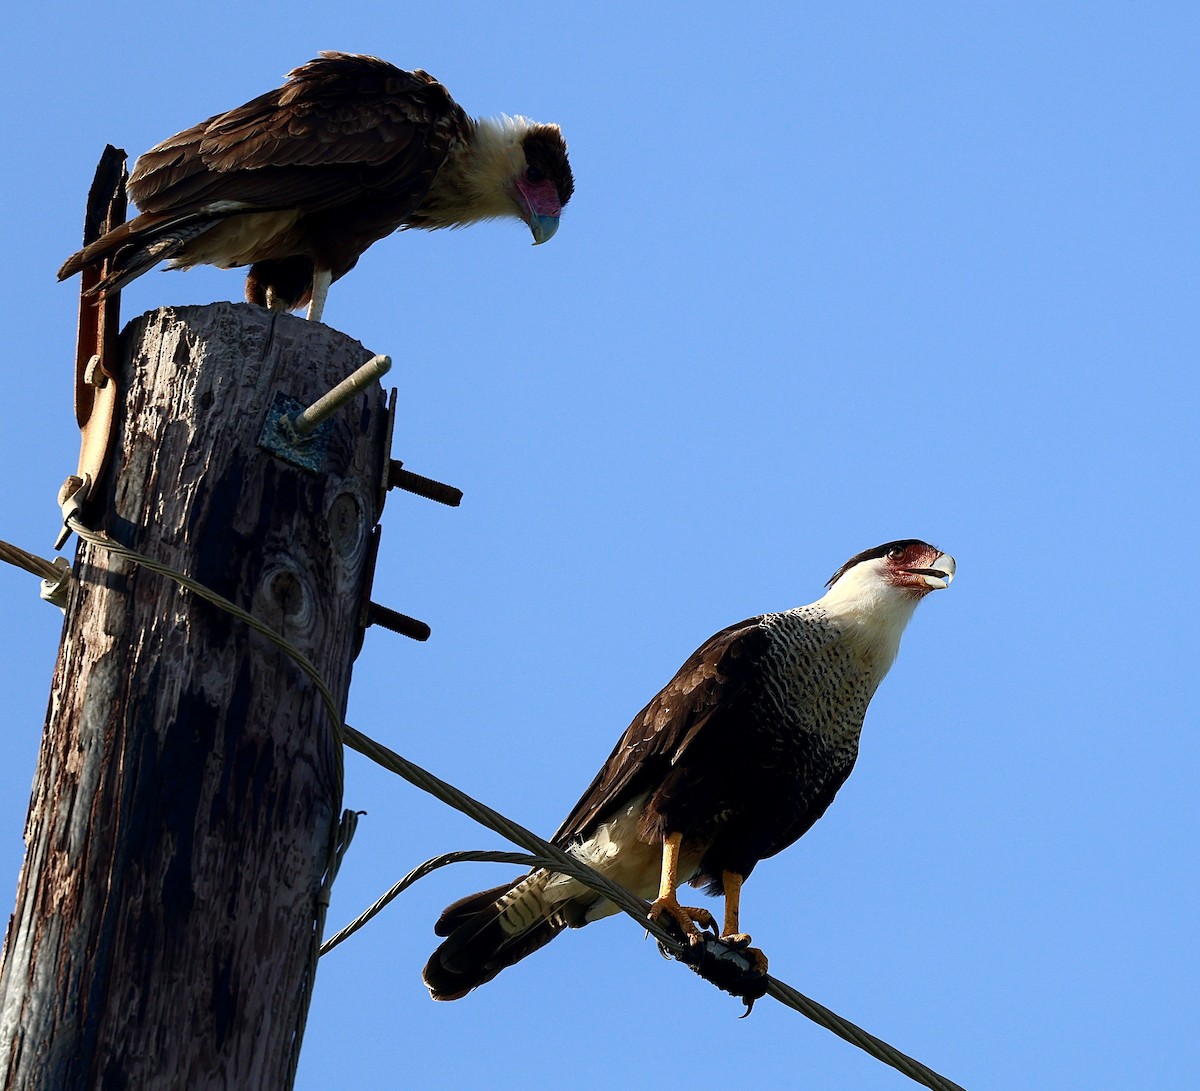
<box><xmin>58</xmin><ymin>52</ymin><xmax>574</xmax><ymax>322</ymax></box>
<box><xmin>423</xmin><ymin>539</ymin><xmax>955</xmax><ymax>1001</ymax></box>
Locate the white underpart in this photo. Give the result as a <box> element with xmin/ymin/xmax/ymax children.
<box><xmin>553</xmin><ymin>795</ymin><xmax>666</xmax><ymax>921</ymax></box>
<box><xmin>492</xmin><ymin>794</ymin><xmax>704</xmax><ymax>935</ymax></box>
<box><xmin>165</xmin><ymin>209</ymin><xmax>302</xmax><ymax>269</ymax></box>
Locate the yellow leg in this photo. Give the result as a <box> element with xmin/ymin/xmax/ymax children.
<box><xmin>721</xmin><ymin>870</ymin><xmax>768</xmax><ymax>974</ymax></box>
<box><xmin>722</xmin><ymin>870</ymin><xmax>745</xmax><ymax>940</ymax></box>
<box><xmin>647</xmin><ymin>832</ymin><xmax>715</xmax><ymax>942</ymax></box>
<box><xmin>659</xmin><ymin>832</ymin><xmax>681</xmax><ymax>903</ymax></box>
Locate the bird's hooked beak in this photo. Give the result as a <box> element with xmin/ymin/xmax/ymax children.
<box><xmin>514</xmin><ymin>176</ymin><xmax>562</xmax><ymax>245</ymax></box>
<box><xmin>906</xmin><ymin>552</ymin><xmax>956</xmax><ymax>591</ymax></box>
<box><xmin>529</xmin><ymin>214</ymin><xmax>560</xmax><ymax>245</ymax></box>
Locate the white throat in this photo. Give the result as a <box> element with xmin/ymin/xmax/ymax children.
<box><xmin>814</xmin><ymin>563</ymin><xmax>923</xmax><ymax>677</ymax></box>
<box><xmin>426</xmin><ymin>114</ymin><xmax>533</xmax><ymax>227</ymax></box>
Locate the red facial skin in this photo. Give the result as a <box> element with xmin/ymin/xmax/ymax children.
<box><xmin>514</xmin><ymin>176</ymin><xmax>563</xmax><ymax>219</ymax></box>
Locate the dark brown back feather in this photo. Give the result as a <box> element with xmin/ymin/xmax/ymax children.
<box><xmin>127</xmin><ymin>52</ymin><xmax>466</xmax><ymax>217</ymax></box>
<box><xmin>551</xmin><ymin>617</ymin><xmax>769</xmax><ymax>845</ymax></box>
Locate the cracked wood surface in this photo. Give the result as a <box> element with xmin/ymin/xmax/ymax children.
<box><xmin>0</xmin><ymin>303</ymin><xmax>389</xmax><ymax>1090</ymax></box>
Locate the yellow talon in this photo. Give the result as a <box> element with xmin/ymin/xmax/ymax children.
<box><xmin>648</xmin><ymin>893</ymin><xmax>715</xmax><ymax>943</ymax></box>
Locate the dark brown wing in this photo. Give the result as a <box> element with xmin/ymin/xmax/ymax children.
<box><xmin>551</xmin><ymin>617</ymin><xmax>770</xmax><ymax>845</ymax></box>
<box><xmin>127</xmin><ymin>52</ymin><xmax>467</xmax><ymax>215</ymax></box>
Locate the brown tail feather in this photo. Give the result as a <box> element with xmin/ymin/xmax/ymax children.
<box><xmin>423</xmin><ymin>872</ymin><xmax>588</xmax><ymax>1001</ymax></box>
<box><xmin>59</xmin><ymin>212</ymin><xmax>175</xmax><ymax>278</ymax></box>
<box><xmin>423</xmin><ymin>914</ymin><xmax>566</xmax><ymax>1001</ymax></box>
<box><xmin>433</xmin><ymin>879</ymin><xmax>523</xmax><ymax>937</ymax></box>
<box><xmin>57</xmin><ymin>212</ymin><xmax>216</xmax><ymax>293</ymax></box>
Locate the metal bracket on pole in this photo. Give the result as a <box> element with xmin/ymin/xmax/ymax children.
<box><xmin>259</xmin><ymin>354</ymin><xmax>392</xmax><ymax>472</ymax></box>
<box><xmin>58</xmin><ymin>145</ymin><xmax>127</xmax><ymax>544</ymax></box>
<box><xmin>39</xmin><ymin>558</ymin><xmax>74</xmax><ymax>611</ymax></box>
<box><xmin>55</xmin><ymin>475</ymin><xmax>91</xmax><ymax>552</ymax></box>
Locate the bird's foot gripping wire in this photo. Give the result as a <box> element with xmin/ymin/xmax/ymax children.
<box><xmin>721</xmin><ymin>933</ymin><xmax>769</xmax><ymax>976</ymax></box>
<box><xmin>647</xmin><ymin>894</ymin><xmax>716</xmax><ymax>944</ymax></box>
<box><xmin>654</xmin><ymin>914</ymin><xmax>770</xmax><ymax>1016</ymax></box>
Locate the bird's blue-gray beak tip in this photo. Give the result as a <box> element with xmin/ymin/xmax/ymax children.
<box><xmin>530</xmin><ymin>214</ymin><xmax>560</xmax><ymax>245</ymax></box>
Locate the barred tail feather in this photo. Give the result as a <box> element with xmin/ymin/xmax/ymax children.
<box><xmin>422</xmin><ymin>871</ymin><xmax>582</xmax><ymax>1001</ymax></box>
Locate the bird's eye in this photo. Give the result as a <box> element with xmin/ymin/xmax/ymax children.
<box><xmin>887</xmin><ymin>546</ymin><xmax>906</xmax><ymax>560</ymax></box>
<box><xmin>526</xmin><ymin>166</ymin><xmax>546</xmax><ymax>183</ymax></box>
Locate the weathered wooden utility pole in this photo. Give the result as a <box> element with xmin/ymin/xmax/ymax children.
<box><xmin>0</xmin><ymin>303</ymin><xmax>391</xmax><ymax>1089</ymax></box>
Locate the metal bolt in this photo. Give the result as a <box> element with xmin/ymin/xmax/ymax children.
<box><xmin>366</xmin><ymin>602</ymin><xmax>431</xmax><ymax>642</ymax></box>
<box><xmin>293</xmin><ymin>354</ymin><xmax>392</xmax><ymax>437</ymax></box>
<box><xmin>387</xmin><ymin>462</ymin><xmax>463</xmax><ymax>507</ymax></box>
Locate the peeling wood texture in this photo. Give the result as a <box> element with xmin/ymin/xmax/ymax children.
<box><xmin>0</xmin><ymin>304</ymin><xmax>389</xmax><ymax>1090</ymax></box>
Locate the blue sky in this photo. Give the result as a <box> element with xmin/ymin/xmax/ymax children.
<box><xmin>2</xmin><ymin>3</ymin><xmax>1198</xmax><ymax>1088</ymax></box>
